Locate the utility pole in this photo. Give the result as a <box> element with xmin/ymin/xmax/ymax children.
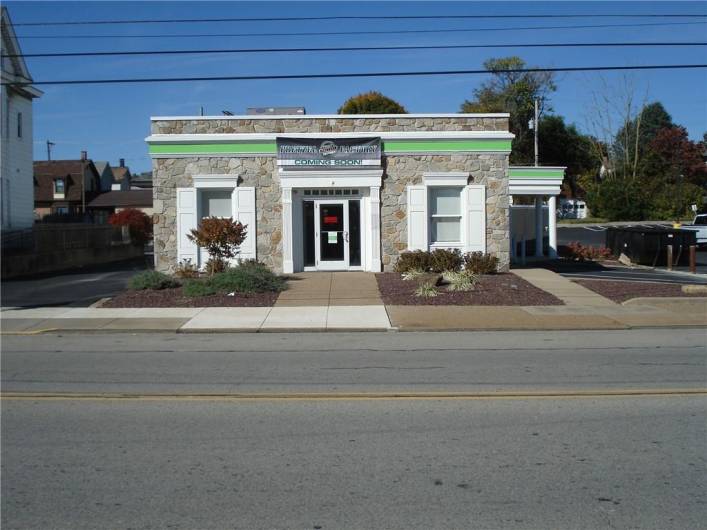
<box><xmin>46</xmin><ymin>140</ymin><xmax>55</xmax><ymax>161</ymax></box>
<box><xmin>534</xmin><ymin>98</ymin><xmax>539</xmax><ymax>167</ymax></box>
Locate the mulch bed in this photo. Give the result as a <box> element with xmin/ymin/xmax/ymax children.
<box><xmin>574</xmin><ymin>279</ymin><xmax>706</xmax><ymax>304</ymax></box>
<box><xmin>102</xmin><ymin>287</ymin><xmax>279</xmax><ymax>308</ymax></box>
<box><xmin>376</xmin><ymin>272</ymin><xmax>564</xmax><ymax>306</ymax></box>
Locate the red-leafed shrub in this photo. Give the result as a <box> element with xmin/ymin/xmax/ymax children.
<box><xmin>187</xmin><ymin>217</ymin><xmax>247</xmax><ymax>276</ymax></box>
<box><xmin>108</xmin><ymin>208</ymin><xmax>153</xmax><ymax>245</ymax></box>
<box><xmin>560</xmin><ymin>241</ymin><xmax>612</xmax><ymax>262</ymax></box>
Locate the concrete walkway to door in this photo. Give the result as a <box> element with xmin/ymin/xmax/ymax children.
<box><xmin>276</xmin><ymin>272</ymin><xmax>383</xmax><ymax>307</ymax></box>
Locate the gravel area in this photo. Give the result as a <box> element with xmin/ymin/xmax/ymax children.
<box><xmin>102</xmin><ymin>288</ymin><xmax>279</xmax><ymax>307</ymax></box>
<box><xmin>376</xmin><ymin>272</ymin><xmax>564</xmax><ymax>306</ymax></box>
<box><xmin>574</xmin><ymin>279</ymin><xmax>706</xmax><ymax>303</ymax></box>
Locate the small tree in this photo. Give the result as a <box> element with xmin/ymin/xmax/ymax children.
<box><xmin>187</xmin><ymin>217</ymin><xmax>247</xmax><ymax>276</ymax></box>
<box><xmin>108</xmin><ymin>208</ymin><xmax>153</xmax><ymax>245</ymax></box>
<box><xmin>338</xmin><ymin>91</ymin><xmax>407</xmax><ymax>114</ymax></box>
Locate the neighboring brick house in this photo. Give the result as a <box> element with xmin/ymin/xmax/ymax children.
<box><xmin>1</xmin><ymin>7</ymin><xmax>43</xmax><ymax>230</ymax></box>
<box><xmin>33</xmin><ymin>157</ymin><xmax>102</xmax><ymax>220</ymax></box>
<box><xmin>146</xmin><ymin>113</ymin><xmax>565</xmax><ymax>273</ymax></box>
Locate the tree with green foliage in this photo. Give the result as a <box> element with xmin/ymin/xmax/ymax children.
<box><xmin>537</xmin><ymin>115</ymin><xmax>597</xmax><ymax>198</ymax></box>
<box><xmin>338</xmin><ymin>91</ymin><xmax>407</xmax><ymax>114</ymax></box>
<box><xmin>460</xmin><ymin>57</ymin><xmax>556</xmax><ymax>164</ymax></box>
<box><xmin>614</xmin><ymin>102</ymin><xmax>673</xmax><ymax>179</ymax></box>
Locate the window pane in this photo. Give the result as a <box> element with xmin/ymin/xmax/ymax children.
<box><xmin>430</xmin><ymin>187</ymin><xmax>461</xmax><ymax>215</ymax></box>
<box><xmin>200</xmin><ymin>189</ymin><xmax>232</xmax><ymax>218</ymax></box>
<box><xmin>431</xmin><ymin>218</ymin><xmax>461</xmax><ymax>243</ymax></box>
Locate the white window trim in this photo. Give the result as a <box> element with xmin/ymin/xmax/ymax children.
<box><xmin>425</xmin><ymin>174</ymin><xmax>468</xmax><ymax>247</ymax></box>
<box><xmin>192</xmin><ymin>174</ymin><xmax>239</xmax><ymax>189</ymax></box>
<box><xmin>423</xmin><ymin>172</ymin><xmax>469</xmax><ymax>187</ymax></box>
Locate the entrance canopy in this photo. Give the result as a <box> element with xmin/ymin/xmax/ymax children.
<box><xmin>509</xmin><ymin>166</ymin><xmax>565</xmax><ymax>196</ymax></box>
<box><xmin>509</xmin><ymin>166</ymin><xmax>566</xmax><ymax>260</ymax></box>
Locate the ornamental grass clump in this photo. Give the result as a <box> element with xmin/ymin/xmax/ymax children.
<box><xmin>414</xmin><ymin>281</ymin><xmax>438</xmax><ymax>298</ymax></box>
<box><xmin>128</xmin><ymin>271</ymin><xmax>179</xmax><ymax>291</ymax></box>
<box><xmin>443</xmin><ymin>270</ymin><xmax>480</xmax><ymax>292</ymax></box>
<box><xmin>187</xmin><ymin>217</ymin><xmax>247</xmax><ymax>276</ymax></box>
<box><xmin>401</xmin><ymin>269</ymin><xmax>426</xmax><ymax>281</ymax></box>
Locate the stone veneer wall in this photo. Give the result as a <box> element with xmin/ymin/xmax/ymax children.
<box><xmin>152</xmin><ymin>156</ymin><xmax>281</xmax><ymax>272</ymax></box>
<box><xmin>381</xmin><ymin>154</ymin><xmax>509</xmax><ymax>272</ymax></box>
<box><xmin>151</xmin><ymin>116</ymin><xmax>509</xmax><ymax>135</ymax></box>
<box><xmin>151</xmin><ymin>116</ymin><xmax>510</xmax><ymax>273</ymax></box>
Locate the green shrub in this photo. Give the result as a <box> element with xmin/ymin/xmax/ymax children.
<box><xmin>395</xmin><ymin>250</ymin><xmax>433</xmax><ymax>273</ymax></box>
<box><xmin>414</xmin><ymin>282</ymin><xmax>438</xmax><ymax>298</ymax></box>
<box><xmin>128</xmin><ymin>271</ymin><xmax>179</xmax><ymax>291</ymax></box>
<box><xmin>429</xmin><ymin>248</ymin><xmax>463</xmax><ymax>272</ymax></box>
<box><xmin>182</xmin><ymin>279</ymin><xmax>218</xmax><ymax>297</ymax></box>
<box><xmin>182</xmin><ymin>263</ymin><xmax>287</xmax><ymax>297</ymax></box>
<box><xmin>211</xmin><ymin>265</ymin><xmax>287</xmax><ymax>293</ymax></box>
<box><xmin>463</xmin><ymin>252</ymin><xmax>499</xmax><ymax>274</ymax></box>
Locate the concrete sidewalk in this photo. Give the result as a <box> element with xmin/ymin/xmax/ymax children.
<box><xmin>2</xmin><ymin>297</ymin><xmax>705</xmax><ymax>333</ymax></box>
<box><xmin>0</xmin><ymin>305</ymin><xmax>392</xmax><ymax>333</ymax></box>
<box><xmin>2</xmin><ymin>268</ymin><xmax>705</xmax><ymax>333</ymax></box>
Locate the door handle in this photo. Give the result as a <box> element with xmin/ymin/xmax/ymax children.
<box><xmin>344</xmin><ymin>231</ymin><xmax>349</xmax><ymax>242</ymax></box>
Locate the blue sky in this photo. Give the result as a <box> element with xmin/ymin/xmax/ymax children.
<box><xmin>7</xmin><ymin>1</ymin><xmax>707</xmax><ymax>173</ymax></box>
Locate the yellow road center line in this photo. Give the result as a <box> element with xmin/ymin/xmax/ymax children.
<box><xmin>1</xmin><ymin>389</ymin><xmax>705</xmax><ymax>402</ymax></box>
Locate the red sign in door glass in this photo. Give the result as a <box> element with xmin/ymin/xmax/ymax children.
<box><xmin>323</xmin><ymin>216</ymin><xmax>338</xmax><ymax>224</ymax></box>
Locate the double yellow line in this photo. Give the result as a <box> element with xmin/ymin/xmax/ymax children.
<box><xmin>2</xmin><ymin>389</ymin><xmax>705</xmax><ymax>402</ymax></box>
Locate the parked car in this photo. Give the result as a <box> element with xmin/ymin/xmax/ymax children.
<box><xmin>680</xmin><ymin>214</ymin><xmax>707</xmax><ymax>247</ymax></box>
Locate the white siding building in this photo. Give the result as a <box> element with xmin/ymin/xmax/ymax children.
<box><xmin>1</xmin><ymin>7</ymin><xmax>42</xmax><ymax>230</ymax></box>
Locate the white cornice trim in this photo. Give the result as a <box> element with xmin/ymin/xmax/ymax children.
<box><xmin>510</xmin><ymin>166</ymin><xmax>567</xmax><ymax>170</ymax></box>
<box><xmin>423</xmin><ymin>172</ymin><xmax>470</xmax><ymax>186</ymax></box>
<box><xmin>192</xmin><ymin>174</ymin><xmax>239</xmax><ymax>188</ymax></box>
<box><xmin>146</xmin><ymin>131</ymin><xmax>514</xmax><ymax>143</ymax></box>
<box><xmin>151</xmin><ymin>113</ymin><xmax>510</xmax><ymax>121</ymax></box>
<box><xmin>279</xmin><ymin>168</ymin><xmax>383</xmax><ymax>188</ymax></box>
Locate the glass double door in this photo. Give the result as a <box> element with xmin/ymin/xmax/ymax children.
<box><xmin>309</xmin><ymin>200</ymin><xmax>361</xmax><ymax>270</ymax></box>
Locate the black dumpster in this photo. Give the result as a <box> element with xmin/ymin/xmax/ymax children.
<box><xmin>605</xmin><ymin>226</ymin><xmax>697</xmax><ymax>266</ymax></box>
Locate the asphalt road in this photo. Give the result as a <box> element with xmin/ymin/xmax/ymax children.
<box><xmin>2</xmin><ymin>329</ymin><xmax>706</xmax><ymax>394</ymax></box>
<box><xmin>2</xmin><ymin>331</ymin><xmax>705</xmax><ymax>529</ymax></box>
<box><xmin>0</xmin><ymin>258</ymin><xmax>149</xmax><ymax>308</ymax></box>
<box><xmin>3</xmin><ymin>395</ymin><xmax>705</xmax><ymax>530</ymax></box>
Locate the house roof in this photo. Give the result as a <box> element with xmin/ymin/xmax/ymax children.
<box><xmin>112</xmin><ymin>166</ymin><xmax>131</xmax><ymax>181</ymax></box>
<box><xmin>33</xmin><ymin>160</ymin><xmax>100</xmax><ymax>202</ymax></box>
<box><xmin>1</xmin><ymin>7</ymin><xmax>42</xmax><ymax>99</ymax></box>
<box><xmin>87</xmin><ymin>190</ymin><xmax>153</xmax><ymax>208</ymax></box>
<box><xmin>93</xmin><ymin>161</ymin><xmax>112</xmax><ymax>175</ymax></box>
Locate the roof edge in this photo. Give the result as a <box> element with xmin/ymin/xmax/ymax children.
<box><xmin>150</xmin><ymin>113</ymin><xmax>510</xmax><ymax>121</ymax></box>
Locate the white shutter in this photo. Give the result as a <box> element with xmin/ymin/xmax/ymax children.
<box><xmin>406</xmin><ymin>185</ymin><xmax>428</xmax><ymax>251</ymax></box>
<box><xmin>465</xmin><ymin>185</ymin><xmax>486</xmax><ymax>253</ymax></box>
<box><xmin>233</xmin><ymin>186</ymin><xmax>256</xmax><ymax>261</ymax></box>
<box><xmin>176</xmin><ymin>188</ymin><xmax>198</xmax><ymax>266</ymax></box>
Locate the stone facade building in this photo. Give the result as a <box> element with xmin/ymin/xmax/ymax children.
<box><xmin>147</xmin><ymin>114</ymin><xmax>561</xmax><ymax>274</ymax></box>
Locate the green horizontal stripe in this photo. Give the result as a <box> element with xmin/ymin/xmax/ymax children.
<box><xmin>383</xmin><ymin>139</ymin><xmax>511</xmax><ymax>152</ymax></box>
<box><xmin>149</xmin><ymin>142</ymin><xmax>277</xmax><ymax>155</ymax></box>
<box><xmin>509</xmin><ymin>169</ymin><xmax>564</xmax><ymax>178</ymax></box>
<box><xmin>149</xmin><ymin>138</ymin><xmax>512</xmax><ymax>156</ymax></box>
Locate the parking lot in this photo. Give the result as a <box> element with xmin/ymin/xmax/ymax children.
<box><xmin>557</xmin><ymin>223</ymin><xmax>707</xmax><ymax>280</ymax></box>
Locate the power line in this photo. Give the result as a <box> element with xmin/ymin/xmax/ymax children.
<box><xmin>15</xmin><ymin>21</ymin><xmax>707</xmax><ymax>39</ymax></box>
<box><xmin>12</xmin><ymin>13</ymin><xmax>707</xmax><ymax>26</ymax></box>
<box><xmin>6</xmin><ymin>41</ymin><xmax>706</xmax><ymax>59</ymax></box>
<box><xmin>5</xmin><ymin>64</ymin><xmax>706</xmax><ymax>87</ymax></box>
